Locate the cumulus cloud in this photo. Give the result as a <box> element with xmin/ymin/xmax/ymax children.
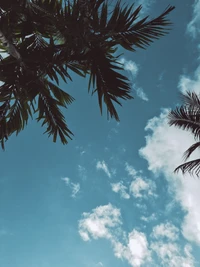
<box><xmin>151</xmin><ymin>222</ymin><xmax>179</xmax><ymax>241</ymax></box>
<box><xmin>151</xmin><ymin>242</ymin><xmax>194</xmax><ymax>267</ymax></box>
<box><xmin>112</xmin><ymin>230</ymin><xmax>151</xmax><ymax>267</ymax></box>
<box><xmin>78</xmin><ymin>204</ymin><xmax>121</xmax><ymax>241</ymax></box>
<box><xmin>78</xmin><ymin>204</ymin><xmax>151</xmax><ymax>267</ymax></box>
<box><xmin>96</xmin><ymin>160</ymin><xmax>111</xmax><ymax>178</ymax></box>
<box><xmin>61</xmin><ymin>177</ymin><xmax>80</xmax><ymax>198</ymax></box>
<box><xmin>78</xmin><ymin>203</ymin><xmax>194</xmax><ymax>267</ymax></box>
<box><xmin>187</xmin><ymin>0</ymin><xmax>200</xmax><ymax>38</ymax></box>
<box><xmin>130</xmin><ymin>177</ymin><xmax>156</xmax><ymax>198</ymax></box>
<box><xmin>111</xmin><ymin>182</ymin><xmax>130</xmax><ymax>199</ymax></box>
<box><xmin>139</xmin><ymin>109</ymin><xmax>200</xmax><ymax>245</ymax></box>
<box><xmin>118</xmin><ymin>57</ymin><xmax>149</xmax><ymax>101</ymax></box>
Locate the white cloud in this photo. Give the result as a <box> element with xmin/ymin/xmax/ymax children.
<box><xmin>125</xmin><ymin>163</ymin><xmax>137</xmax><ymax>178</ymax></box>
<box><xmin>111</xmin><ymin>182</ymin><xmax>130</xmax><ymax>199</ymax></box>
<box><xmin>61</xmin><ymin>177</ymin><xmax>80</xmax><ymax>198</ymax></box>
<box><xmin>61</xmin><ymin>177</ymin><xmax>70</xmax><ymax>185</ymax></box>
<box><xmin>187</xmin><ymin>0</ymin><xmax>200</xmax><ymax>38</ymax></box>
<box><xmin>140</xmin><ymin>213</ymin><xmax>157</xmax><ymax>222</ymax></box>
<box><xmin>78</xmin><ymin>165</ymin><xmax>87</xmax><ymax>180</ymax></box>
<box><xmin>139</xmin><ymin>109</ymin><xmax>200</xmax><ymax>245</ymax></box>
<box><xmin>151</xmin><ymin>242</ymin><xmax>194</xmax><ymax>267</ymax></box>
<box><xmin>135</xmin><ymin>88</ymin><xmax>149</xmax><ymax>101</ymax></box>
<box><xmin>78</xmin><ymin>204</ymin><xmax>121</xmax><ymax>241</ymax></box>
<box><xmin>118</xmin><ymin>57</ymin><xmax>148</xmax><ymax>101</ymax></box>
<box><xmin>158</xmin><ymin>71</ymin><xmax>165</xmax><ymax>81</ymax></box>
<box><xmin>78</xmin><ymin>204</ymin><xmax>193</xmax><ymax>267</ymax></box>
<box><xmin>71</xmin><ymin>183</ymin><xmax>80</xmax><ymax>198</ymax></box>
<box><xmin>96</xmin><ymin>262</ymin><xmax>103</xmax><ymax>267</ymax></box>
<box><xmin>96</xmin><ymin>160</ymin><xmax>111</xmax><ymax>178</ymax></box>
<box><xmin>118</xmin><ymin>58</ymin><xmax>138</xmax><ymax>76</ymax></box>
<box><xmin>130</xmin><ymin>177</ymin><xmax>156</xmax><ymax>198</ymax></box>
<box><xmin>178</xmin><ymin>66</ymin><xmax>200</xmax><ymax>94</ymax></box>
<box><xmin>135</xmin><ymin>0</ymin><xmax>155</xmax><ymax>14</ymax></box>
<box><xmin>112</xmin><ymin>230</ymin><xmax>151</xmax><ymax>267</ymax></box>
<box><xmin>151</xmin><ymin>222</ymin><xmax>179</xmax><ymax>241</ymax></box>
<box><xmin>79</xmin><ymin>204</ymin><xmax>151</xmax><ymax>267</ymax></box>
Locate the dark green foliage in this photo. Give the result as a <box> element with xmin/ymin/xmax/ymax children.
<box><xmin>0</xmin><ymin>0</ymin><xmax>175</xmax><ymax>149</ymax></box>
<box><xmin>168</xmin><ymin>91</ymin><xmax>200</xmax><ymax>176</ymax></box>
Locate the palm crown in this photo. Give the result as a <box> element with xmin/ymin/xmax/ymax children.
<box><xmin>0</xmin><ymin>0</ymin><xmax>175</xmax><ymax>149</ymax></box>
<box><xmin>168</xmin><ymin>91</ymin><xmax>200</xmax><ymax>177</ymax></box>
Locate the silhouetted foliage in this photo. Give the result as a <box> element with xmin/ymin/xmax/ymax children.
<box><xmin>0</xmin><ymin>0</ymin><xmax>175</xmax><ymax>149</ymax></box>
<box><xmin>168</xmin><ymin>91</ymin><xmax>200</xmax><ymax>176</ymax></box>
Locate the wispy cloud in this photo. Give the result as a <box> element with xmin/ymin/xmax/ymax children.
<box><xmin>178</xmin><ymin>66</ymin><xmax>200</xmax><ymax>95</ymax></box>
<box><xmin>96</xmin><ymin>160</ymin><xmax>111</xmax><ymax>178</ymax></box>
<box><xmin>130</xmin><ymin>177</ymin><xmax>156</xmax><ymax>198</ymax></box>
<box><xmin>71</xmin><ymin>183</ymin><xmax>80</xmax><ymax>198</ymax></box>
<box><xmin>134</xmin><ymin>0</ymin><xmax>155</xmax><ymax>15</ymax></box>
<box><xmin>78</xmin><ymin>165</ymin><xmax>87</xmax><ymax>180</ymax></box>
<box><xmin>140</xmin><ymin>213</ymin><xmax>157</xmax><ymax>222</ymax></box>
<box><xmin>125</xmin><ymin>163</ymin><xmax>137</xmax><ymax>177</ymax></box>
<box><xmin>119</xmin><ymin>58</ymin><xmax>139</xmax><ymax>76</ymax></box>
<box><xmin>187</xmin><ymin>0</ymin><xmax>200</xmax><ymax>38</ymax></box>
<box><xmin>111</xmin><ymin>164</ymin><xmax>155</xmax><ymax>199</ymax></box>
<box><xmin>61</xmin><ymin>177</ymin><xmax>80</xmax><ymax>198</ymax></box>
<box><xmin>151</xmin><ymin>222</ymin><xmax>179</xmax><ymax>241</ymax></box>
<box><xmin>118</xmin><ymin>57</ymin><xmax>149</xmax><ymax>101</ymax></box>
<box><xmin>135</xmin><ymin>88</ymin><xmax>149</xmax><ymax>102</ymax></box>
<box><xmin>151</xmin><ymin>242</ymin><xmax>194</xmax><ymax>267</ymax></box>
<box><xmin>111</xmin><ymin>182</ymin><xmax>130</xmax><ymax>199</ymax></box>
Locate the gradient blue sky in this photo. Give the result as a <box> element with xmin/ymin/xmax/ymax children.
<box><xmin>1</xmin><ymin>1</ymin><xmax>200</xmax><ymax>266</ymax></box>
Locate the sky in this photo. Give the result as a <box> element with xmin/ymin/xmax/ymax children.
<box><xmin>1</xmin><ymin>0</ymin><xmax>200</xmax><ymax>267</ymax></box>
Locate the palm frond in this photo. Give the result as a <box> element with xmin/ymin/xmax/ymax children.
<box><xmin>168</xmin><ymin>106</ymin><xmax>200</xmax><ymax>140</ymax></box>
<box><xmin>93</xmin><ymin>2</ymin><xmax>175</xmax><ymax>51</ymax></box>
<box><xmin>180</xmin><ymin>91</ymin><xmax>200</xmax><ymax>110</ymax></box>
<box><xmin>87</xmin><ymin>46</ymin><xmax>132</xmax><ymax>121</ymax></box>
<box><xmin>36</xmin><ymin>79</ymin><xmax>73</xmax><ymax>144</ymax></box>
<box><xmin>174</xmin><ymin>158</ymin><xmax>200</xmax><ymax>177</ymax></box>
<box><xmin>183</xmin><ymin>141</ymin><xmax>200</xmax><ymax>161</ymax></box>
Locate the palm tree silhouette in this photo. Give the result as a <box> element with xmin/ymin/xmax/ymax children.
<box><xmin>168</xmin><ymin>91</ymin><xmax>200</xmax><ymax>176</ymax></box>
<box><xmin>0</xmin><ymin>0</ymin><xmax>175</xmax><ymax>149</ymax></box>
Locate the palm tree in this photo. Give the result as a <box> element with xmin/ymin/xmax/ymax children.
<box><xmin>0</xmin><ymin>0</ymin><xmax>175</xmax><ymax>149</ymax></box>
<box><xmin>168</xmin><ymin>91</ymin><xmax>200</xmax><ymax>176</ymax></box>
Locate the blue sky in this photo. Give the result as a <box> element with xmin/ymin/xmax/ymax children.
<box><xmin>1</xmin><ymin>1</ymin><xmax>200</xmax><ymax>266</ymax></box>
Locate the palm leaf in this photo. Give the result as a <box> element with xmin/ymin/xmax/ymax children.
<box><xmin>180</xmin><ymin>91</ymin><xmax>200</xmax><ymax>110</ymax></box>
<box><xmin>174</xmin><ymin>159</ymin><xmax>200</xmax><ymax>177</ymax></box>
<box><xmin>87</xmin><ymin>46</ymin><xmax>132</xmax><ymax>121</ymax></box>
<box><xmin>168</xmin><ymin>106</ymin><xmax>200</xmax><ymax>140</ymax></box>
<box><xmin>92</xmin><ymin>2</ymin><xmax>175</xmax><ymax>51</ymax></box>
<box><xmin>183</xmin><ymin>141</ymin><xmax>200</xmax><ymax>161</ymax></box>
<box><xmin>36</xmin><ymin>79</ymin><xmax>73</xmax><ymax>144</ymax></box>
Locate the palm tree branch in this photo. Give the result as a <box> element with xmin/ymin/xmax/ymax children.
<box><xmin>183</xmin><ymin>141</ymin><xmax>200</xmax><ymax>161</ymax></box>
<box><xmin>174</xmin><ymin>158</ymin><xmax>200</xmax><ymax>177</ymax></box>
<box><xmin>168</xmin><ymin>106</ymin><xmax>200</xmax><ymax>139</ymax></box>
